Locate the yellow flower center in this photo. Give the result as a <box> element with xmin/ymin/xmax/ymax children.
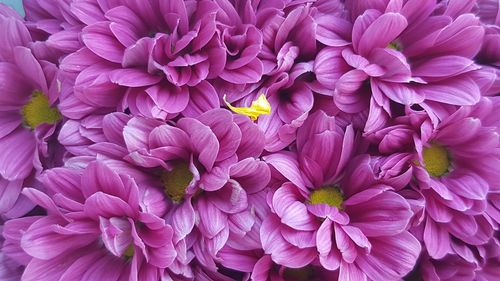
<box><xmin>22</xmin><ymin>91</ymin><xmax>61</xmax><ymax>129</ymax></box>
<box><xmin>309</xmin><ymin>186</ymin><xmax>344</xmax><ymax>209</ymax></box>
<box><xmin>123</xmin><ymin>244</ymin><xmax>134</xmax><ymax>259</ymax></box>
<box><xmin>423</xmin><ymin>143</ymin><xmax>450</xmax><ymax>177</ymax></box>
<box><xmin>224</xmin><ymin>94</ymin><xmax>271</xmax><ymax>120</ymax></box>
<box><xmin>160</xmin><ymin>161</ymin><xmax>193</xmax><ymax>203</ymax></box>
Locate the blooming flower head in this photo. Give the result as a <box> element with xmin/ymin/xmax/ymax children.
<box><xmin>11</xmin><ymin>161</ymin><xmax>176</xmax><ymax>281</ymax></box>
<box><xmin>58</xmin><ymin>0</ymin><xmax>227</xmax><ymax>120</ymax></box>
<box><xmin>0</xmin><ymin>0</ymin><xmax>500</xmax><ymax>279</ymax></box>
<box><xmin>314</xmin><ymin>0</ymin><xmax>489</xmax><ymax>132</ymax></box>
<box><xmin>0</xmin><ymin>10</ymin><xmax>62</xmax><ymax>216</ymax></box>
<box><xmin>121</xmin><ymin>108</ymin><xmax>270</xmax><ymax>273</ymax></box>
<box><xmin>408</xmin><ymin>97</ymin><xmax>500</xmax><ymax>258</ymax></box>
<box><xmin>57</xmin><ymin>107</ymin><xmax>270</xmax><ymax>276</ymax></box>
<box><xmin>261</xmin><ymin>110</ymin><xmax>420</xmax><ymax>280</ymax></box>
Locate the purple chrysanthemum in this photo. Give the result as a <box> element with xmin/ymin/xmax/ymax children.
<box><xmin>56</xmin><ymin>108</ymin><xmax>270</xmax><ymax>278</ymax></box>
<box><xmin>260</xmin><ymin>111</ymin><xmax>421</xmax><ymax>280</ymax></box>
<box><xmin>58</xmin><ymin>0</ymin><xmax>226</xmax><ymax>120</ymax></box>
<box><xmin>11</xmin><ymin>161</ymin><xmax>176</xmax><ymax>281</ymax></box>
<box><xmin>0</xmin><ymin>9</ymin><xmax>62</xmax><ymax>216</ymax></box>
<box><xmin>314</xmin><ymin>0</ymin><xmax>489</xmax><ymax>132</ymax></box>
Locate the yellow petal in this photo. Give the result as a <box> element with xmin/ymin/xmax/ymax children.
<box><xmin>224</xmin><ymin>94</ymin><xmax>271</xmax><ymax>120</ymax></box>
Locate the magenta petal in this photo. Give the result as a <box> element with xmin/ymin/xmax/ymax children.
<box><xmin>229</xmin><ymin>158</ymin><xmax>270</xmax><ymax>194</ymax></box>
<box><xmin>21</xmin><ymin>217</ymin><xmax>95</xmax><ymax>260</ymax></box>
<box><xmin>145</xmin><ymin>84</ymin><xmax>190</xmax><ymax>114</ymax></box>
<box><xmin>355</xmin><ymin>232</ymin><xmax>421</xmax><ymax>281</ymax></box>
<box><xmin>339</xmin><ymin>261</ymin><xmax>365</xmax><ymax>281</ymax></box>
<box><xmin>220</xmin><ymin>58</ymin><xmax>263</xmax><ymax>84</ymax></box>
<box><xmin>347</xmin><ymin>190</ymin><xmax>412</xmax><ymax>237</ymax></box>
<box><xmin>357</xmin><ymin>12</ymin><xmax>408</xmax><ymax>57</ymax></box>
<box><xmin>272</xmin><ymin>184</ymin><xmax>317</xmax><ymax>231</ymax></box>
<box><xmin>424</xmin><ymin>217</ymin><xmax>451</xmax><ymax>259</ymax></box>
<box><xmin>375</xmin><ymin>81</ymin><xmax>424</xmax><ymax>105</ymax></box>
<box><xmin>82</xmin><ymin>22</ymin><xmax>125</xmax><ymax>63</ymax></box>
<box><xmin>182</xmin><ymin>81</ymin><xmax>219</xmax><ymax>117</ymax></box>
<box><xmin>197</xmin><ymin>197</ymin><xmax>228</xmax><ymax>239</ymax></box>
<box><xmin>197</xmin><ymin>109</ymin><xmax>241</xmax><ymax>162</ymax></box>
<box><xmin>412</xmin><ymin>56</ymin><xmax>478</xmax><ymax>78</ymax></box>
<box><xmin>207</xmin><ymin>181</ymin><xmax>247</xmax><ymax>214</ymax></box>
<box><xmin>109</xmin><ymin>68</ymin><xmax>162</xmax><ymax>87</ymax></box>
<box><xmin>81</xmin><ymin>161</ymin><xmax>131</xmax><ymax>201</ymax></box>
<box><xmin>171</xmin><ymin>199</ymin><xmax>195</xmax><ymax>242</ymax></box>
<box><xmin>0</xmin><ymin>178</ymin><xmax>23</xmax><ymax>214</ymax></box>
<box><xmin>177</xmin><ymin>118</ymin><xmax>219</xmax><ymax>171</ymax></box>
<box><xmin>234</xmin><ymin>115</ymin><xmax>265</xmax><ymax>159</ymax></box>
<box><xmin>264</xmin><ymin>152</ymin><xmax>306</xmax><ymax>190</ymax></box>
<box><xmin>0</xmin><ymin>128</ymin><xmax>36</xmax><ymax>180</ymax></box>
<box><xmin>84</xmin><ymin>192</ymin><xmax>134</xmax><ymax>218</ymax></box>
<box><xmin>335</xmin><ymin>224</ymin><xmax>357</xmax><ymax>263</ymax></box>
<box><xmin>260</xmin><ymin>215</ymin><xmax>316</xmax><ymax>268</ymax></box>
<box><xmin>418</xmin><ymin>75</ymin><xmax>480</xmax><ymax>105</ymax></box>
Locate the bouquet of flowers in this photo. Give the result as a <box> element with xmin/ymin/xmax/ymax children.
<box><xmin>0</xmin><ymin>0</ymin><xmax>499</xmax><ymax>280</ymax></box>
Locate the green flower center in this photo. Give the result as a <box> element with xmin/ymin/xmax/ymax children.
<box><xmin>22</xmin><ymin>90</ymin><xmax>61</xmax><ymax>129</ymax></box>
<box><xmin>423</xmin><ymin>143</ymin><xmax>450</xmax><ymax>177</ymax></box>
<box><xmin>123</xmin><ymin>244</ymin><xmax>134</xmax><ymax>259</ymax></box>
<box><xmin>160</xmin><ymin>161</ymin><xmax>193</xmax><ymax>203</ymax></box>
<box><xmin>388</xmin><ymin>41</ymin><xmax>402</xmax><ymax>51</ymax></box>
<box><xmin>309</xmin><ymin>186</ymin><xmax>344</xmax><ymax>209</ymax></box>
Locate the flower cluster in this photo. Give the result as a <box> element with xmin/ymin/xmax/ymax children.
<box><xmin>0</xmin><ymin>0</ymin><xmax>499</xmax><ymax>280</ymax></box>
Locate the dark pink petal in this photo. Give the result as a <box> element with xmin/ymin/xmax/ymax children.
<box><xmin>264</xmin><ymin>152</ymin><xmax>306</xmax><ymax>190</ymax></box>
<box><xmin>0</xmin><ymin>128</ymin><xmax>36</xmax><ymax>180</ymax></box>
<box><xmin>376</xmin><ymin>81</ymin><xmax>424</xmax><ymax>105</ymax></box>
<box><xmin>81</xmin><ymin>161</ymin><xmax>127</xmax><ymax>199</ymax></box>
<box><xmin>197</xmin><ymin>109</ymin><xmax>241</xmax><ymax>162</ymax></box>
<box><xmin>229</xmin><ymin>158</ymin><xmax>270</xmax><ymax>194</ymax></box>
<box><xmin>21</xmin><ymin>217</ymin><xmax>95</xmax><ymax>260</ymax></box>
<box><xmin>197</xmin><ymin>197</ymin><xmax>228</xmax><ymax>239</ymax></box>
<box><xmin>347</xmin><ymin>190</ymin><xmax>412</xmax><ymax>237</ymax></box>
<box><xmin>220</xmin><ymin>58</ymin><xmax>263</xmax><ymax>84</ymax></box>
<box><xmin>109</xmin><ymin>68</ymin><xmax>162</xmax><ymax>87</ymax></box>
<box><xmin>272</xmin><ymin>183</ymin><xmax>317</xmax><ymax>231</ymax></box>
<box><xmin>207</xmin><ymin>180</ymin><xmax>248</xmax><ymax>214</ymax></box>
<box><xmin>183</xmin><ymin>81</ymin><xmax>220</xmax><ymax>117</ymax></box>
<box><xmin>339</xmin><ymin>261</ymin><xmax>365</xmax><ymax>281</ymax></box>
<box><xmin>82</xmin><ymin>22</ymin><xmax>125</xmax><ymax>63</ymax></box>
<box><xmin>0</xmin><ymin>178</ymin><xmax>23</xmax><ymax>214</ymax></box>
<box><xmin>260</xmin><ymin>215</ymin><xmax>316</xmax><ymax>268</ymax></box>
<box><xmin>13</xmin><ymin>46</ymin><xmax>48</xmax><ymax>93</ymax></box>
<box><xmin>357</xmin><ymin>13</ymin><xmax>407</xmax><ymax>57</ymax></box>
<box><xmin>424</xmin><ymin>217</ymin><xmax>451</xmax><ymax>259</ymax></box>
<box><xmin>177</xmin><ymin>118</ymin><xmax>219</xmax><ymax>171</ymax></box>
<box><xmin>412</xmin><ymin>56</ymin><xmax>478</xmax><ymax>79</ymax></box>
<box><xmin>355</xmin><ymin>232</ymin><xmax>421</xmax><ymax>280</ymax></box>
<box><xmin>418</xmin><ymin>75</ymin><xmax>480</xmax><ymax>105</ymax></box>
<box><xmin>84</xmin><ymin>192</ymin><xmax>135</xmax><ymax>218</ymax></box>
